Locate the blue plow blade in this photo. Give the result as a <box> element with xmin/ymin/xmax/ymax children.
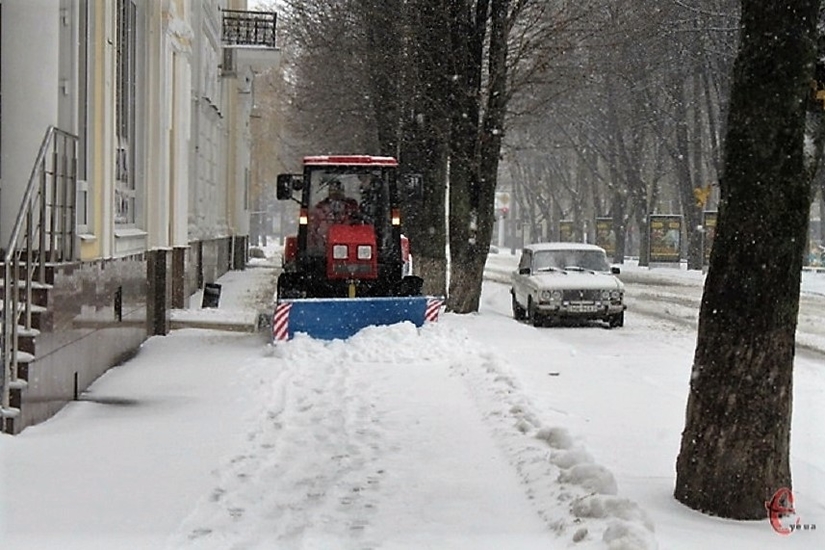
<box><xmin>273</xmin><ymin>296</ymin><xmax>438</xmax><ymax>341</ymax></box>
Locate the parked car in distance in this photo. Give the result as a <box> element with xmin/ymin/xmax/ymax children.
<box><xmin>510</xmin><ymin>242</ymin><xmax>626</xmax><ymax>328</ymax></box>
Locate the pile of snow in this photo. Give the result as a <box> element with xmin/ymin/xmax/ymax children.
<box><xmin>439</xmin><ymin>329</ymin><xmax>656</xmax><ymax>549</ymax></box>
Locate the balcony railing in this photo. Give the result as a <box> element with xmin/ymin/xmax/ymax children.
<box><xmin>222</xmin><ymin>9</ymin><xmax>276</xmax><ymax>48</ymax></box>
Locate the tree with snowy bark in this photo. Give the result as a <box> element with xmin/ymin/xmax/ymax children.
<box><xmin>674</xmin><ymin>0</ymin><xmax>822</xmax><ymax>519</ymax></box>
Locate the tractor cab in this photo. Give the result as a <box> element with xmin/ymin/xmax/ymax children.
<box><xmin>276</xmin><ymin>155</ymin><xmax>421</xmax><ymax>300</ymax></box>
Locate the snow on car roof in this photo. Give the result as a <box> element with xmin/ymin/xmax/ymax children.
<box><xmin>524</xmin><ymin>242</ymin><xmax>607</xmax><ymax>253</ymax></box>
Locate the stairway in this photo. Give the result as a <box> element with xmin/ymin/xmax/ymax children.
<box><xmin>1</xmin><ymin>127</ymin><xmax>76</xmax><ymax>434</ymax></box>
<box><xmin>0</xmin><ymin>260</ymin><xmax>57</xmax><ymax>431</ymax></box>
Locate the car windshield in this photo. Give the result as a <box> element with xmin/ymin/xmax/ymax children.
<box><xmin>533</xmin><ymin>249</ymin><xmax>610</xmax><ymax>272</ymax></box>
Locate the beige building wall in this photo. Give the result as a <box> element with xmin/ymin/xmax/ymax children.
<box><xmin>3</xmin><ymin>0</ymin><xmax>263</xmax><ymax>263</ymax></box>
<box><xmin>146</xmin><ymin>0</ymin><xmax>193</xmax><ymax>250</ymax></box>
<box><xmin>80</xmin><ymin>0</ymin><xmax>113</xmax><ymax>260</ymax></box>
<box><xmin>0</xmin><ymin>0</ymin><xmax>60</xmax><ymax>247</ymax></box>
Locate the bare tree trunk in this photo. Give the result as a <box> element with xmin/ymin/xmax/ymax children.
<box><xmin>611</xmin><ymin>193</ymin><xmax>628</xmax><ymax>263</ymax></box>
<box><xmin>674</xmin><ymin>0</ymin><xmax>820</xmax><ymax>519</ymax></box>
<box><xmin>816</xmin><ymin>166</ymin><xmax>825</xmax><ymax>246</ymax></box>
<box><xmin>360</xmin><ymin>0</ymin><xmax>403</xmax><ymax>155</ymax></box>
<box><xmin>401</xmin><ymin>0</ymin><xmax>452</xmax><ymax>297</ymax></box>
<box><xmin>634</xmin><ymin>206</ymin><xmax>650</xmax><ymax>267</ymax></box>
<box><xmin>673</xmin><ymin>75</ymin><xmax>705</xmax><ymax>270</ymax></box>
<box><xmin>446</xmin><ymin>0</ymin><xmax>489</xmax><ymax>313</ymax></box>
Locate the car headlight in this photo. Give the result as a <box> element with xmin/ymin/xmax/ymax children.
<box><xmin>540</xmin><ymin>290</ymin><xmax>561</xmax><ymax>301</ymax></box>
<box><xmin>332</xmin><ymin>244</ymin><xmax>348</xmax><ymax>259</ymax></box>
<box><xmin>357</xmin><ymin>245</ymin><xmax>372</xmax><ymax>260</ymax></box>
<box><xmin>601</xmin><ymin>290</ymin><xmax>610</xmax><ymax>301</ymax></box>
<box><xmin>610</xmin><ymin>290</ymin><xmax>623</xmax><ymax>301</ymax></box>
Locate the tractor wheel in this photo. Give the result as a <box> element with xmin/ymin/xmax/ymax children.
<box><xmin>277</xmin><ymin>273</ymin><xmax>303</xmax><ymax>299</ymax></box>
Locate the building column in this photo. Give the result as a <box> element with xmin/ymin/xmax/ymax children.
<box><xmin>171</xmin><ymin>246</ymin><xmax>188</xmax><ymax>309</ymax></box>
<box><xmin>146</xmin><ymin>248</ymin><xmax>171</xmax><ymax>335</ymax></box>
<box><xmin>232</xmin><ymin>235</ymin><xmax>247</xmax><ymax>270</ymax></box>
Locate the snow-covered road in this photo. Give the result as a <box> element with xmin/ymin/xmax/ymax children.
<box><xmin>485</xmin><ymin>251</ymin><xmax>825</xmax><ymax>355</ymax></box>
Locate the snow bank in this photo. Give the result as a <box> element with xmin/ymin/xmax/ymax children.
<box><xmin>440</xmin><ymin>321</ymin><xmax>657</xmax><ymax>549</ymax></box>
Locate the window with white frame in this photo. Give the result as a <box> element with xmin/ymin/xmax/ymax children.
<box><xmin>115</xmin><ymin>0</ymin><xmax>136</xmax><ymax>225</ymax></box>
<box><xmin>77</xmin><ymin>0</ymin><xmax>90</xmax><ymax>232</ymax></box>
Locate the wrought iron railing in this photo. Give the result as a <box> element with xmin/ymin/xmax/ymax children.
<box><xmin>222</xmin><ymin>9</ymin><xmax>276</xmax><ymax>48</ymax></box>
<box><xmin>1</xmin><ymin>126</ymin><xmax>78</xmax><ymax>431</ymax></box>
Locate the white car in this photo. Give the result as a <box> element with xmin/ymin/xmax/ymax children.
<box><xmin>510</xmin><ymin>242</ymin><xmax>626</xmax><ymax>328</ymax></box>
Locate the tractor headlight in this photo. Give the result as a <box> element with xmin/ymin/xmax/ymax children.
<box><xmin>332</xmin><ymin>244</ymin><xmax>348</xmax><ymax>259</ymax></box>
<box><xmin>357</xmin><ymin>245</ymin><xmax>372</xmax><ymax>260</ymax></box>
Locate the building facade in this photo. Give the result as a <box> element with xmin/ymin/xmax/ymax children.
<box><xmin>0</xmin><ymin>0</ymin><xmax>278</xmax><ymax>433</ymax></box>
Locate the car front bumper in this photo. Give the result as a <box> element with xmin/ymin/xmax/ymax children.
<box><xmin>536</xmin><ymin>302</ymin><xmax>625</xmax><ymax>318</ymax></box>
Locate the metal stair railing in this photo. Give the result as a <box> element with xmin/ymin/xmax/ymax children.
<box><xmin>1</xmin><ymin>126</ymin><xmax>78</xmax><ymax>430</ymax></box>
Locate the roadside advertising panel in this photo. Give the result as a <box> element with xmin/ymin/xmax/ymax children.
<box><xmin>595</xmin><ymin>217</ymin><xmax>616</xmax><ymax>258</ymax></box>
<box><xmin>559</xmin><ymin>220</ymin><xmax>575</xmax><ymax>242</ymax></box>
<box><xmin>649</xmin><ymin>214</ymin><xmax>682</xmax><ymax>263</ymax></box>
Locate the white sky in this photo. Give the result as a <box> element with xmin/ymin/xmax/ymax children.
<box><xmin>1</xmin><ymin>247</ymin><xmax>824</xmax><ymax>549</ymax></box>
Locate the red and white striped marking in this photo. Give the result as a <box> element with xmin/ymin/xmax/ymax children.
<box><xmin>272</xmin><ymin>302</ymin><xmax>292</xmax><ymax>341</ymax></box>
<box><xmin>425</xmin><ymin>298</ymin><xmax>444</xmax><ymax>323</ymax></box>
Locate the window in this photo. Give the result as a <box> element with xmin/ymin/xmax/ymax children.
<box><xmin>0</xmin><ymin>5</ymin><xmax>3</xmax><ymax>176</ymax></box>
<box><xmin>77</xmin><ymin>0</ymin><xmax>90</xmax><ymax>231</ymax></box>
<box><xmin>115</xmin><ymin>0</ymin><xmax>136</xmax><ymax>225</ymax></box>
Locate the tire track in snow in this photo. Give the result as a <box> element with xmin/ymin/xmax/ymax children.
<box><xmin>168</xmin><ymin>339</ymin><xmax>388</xmax><ymax>550</ymax></box>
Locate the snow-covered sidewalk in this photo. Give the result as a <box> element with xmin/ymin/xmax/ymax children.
<box><xmin>1</xmin><ymin>263</ymin><xmax>657</xmax><ymax>550</ymax></box>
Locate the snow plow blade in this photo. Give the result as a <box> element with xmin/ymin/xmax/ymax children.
<box><xmin>272</xmin><ymin>296</ymin><xmax>444</xmax><ymax>341</ymax></box>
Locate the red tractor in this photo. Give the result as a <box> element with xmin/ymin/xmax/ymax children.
<box><xmin>274</xmin><ymin>155</ymin><xmax>437</xmax><ymax>340</ymax></box>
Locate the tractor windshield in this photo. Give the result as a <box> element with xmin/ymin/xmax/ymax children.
<box><xmin>305</xmin><ymin>167</ymin><xmax>391</xmax><ymax>257</ymax></box>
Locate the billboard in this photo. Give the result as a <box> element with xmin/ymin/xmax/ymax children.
<box><xmin>595</xmin><ymin>217</ymin><xmax>616</xmax><ymax>257</ymax></box>
<box><xmin>648</xmin><ymin>214</ymin><xmax>682</xmax><ymax>263</ymax></box>
<box><xmin>559</xmin><ymin>220</ymin><xmax>575</xmax><ymax>242</ymax></box>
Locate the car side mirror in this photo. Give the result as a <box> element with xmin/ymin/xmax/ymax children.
<box><xmin>519</xmin><ymin>267</ymin><xmax>531</xmax><ymax>275</ymax></box>
<box><xmin>276</xmin><ymin>174</ymin><xmax>303</xmax><ymax>200</ymax></box>
<box><xmin>611</xmin><ymin>266</ymin><xmax>621</xmax><ymax>275</ymax></box>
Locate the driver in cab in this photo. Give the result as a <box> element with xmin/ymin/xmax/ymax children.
<box><xmin>308</xmin><ymin>179</ymin><xmax>360</xmax><ymax>252</ymax></box>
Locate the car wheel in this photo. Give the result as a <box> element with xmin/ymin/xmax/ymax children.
<box><xmin>512</xmin><ymin>291</ymin><xmax>526</xmax><ymax>321</ymax></box>
<box><xmin>608</xmin><ymin>311</ymin><xmax>624</xmax><ymax>328</ymax></box>
<box><xmin>528</xmin><ymin>297</ymin><xmax>543</xmax><ymax>327</ymax></box>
